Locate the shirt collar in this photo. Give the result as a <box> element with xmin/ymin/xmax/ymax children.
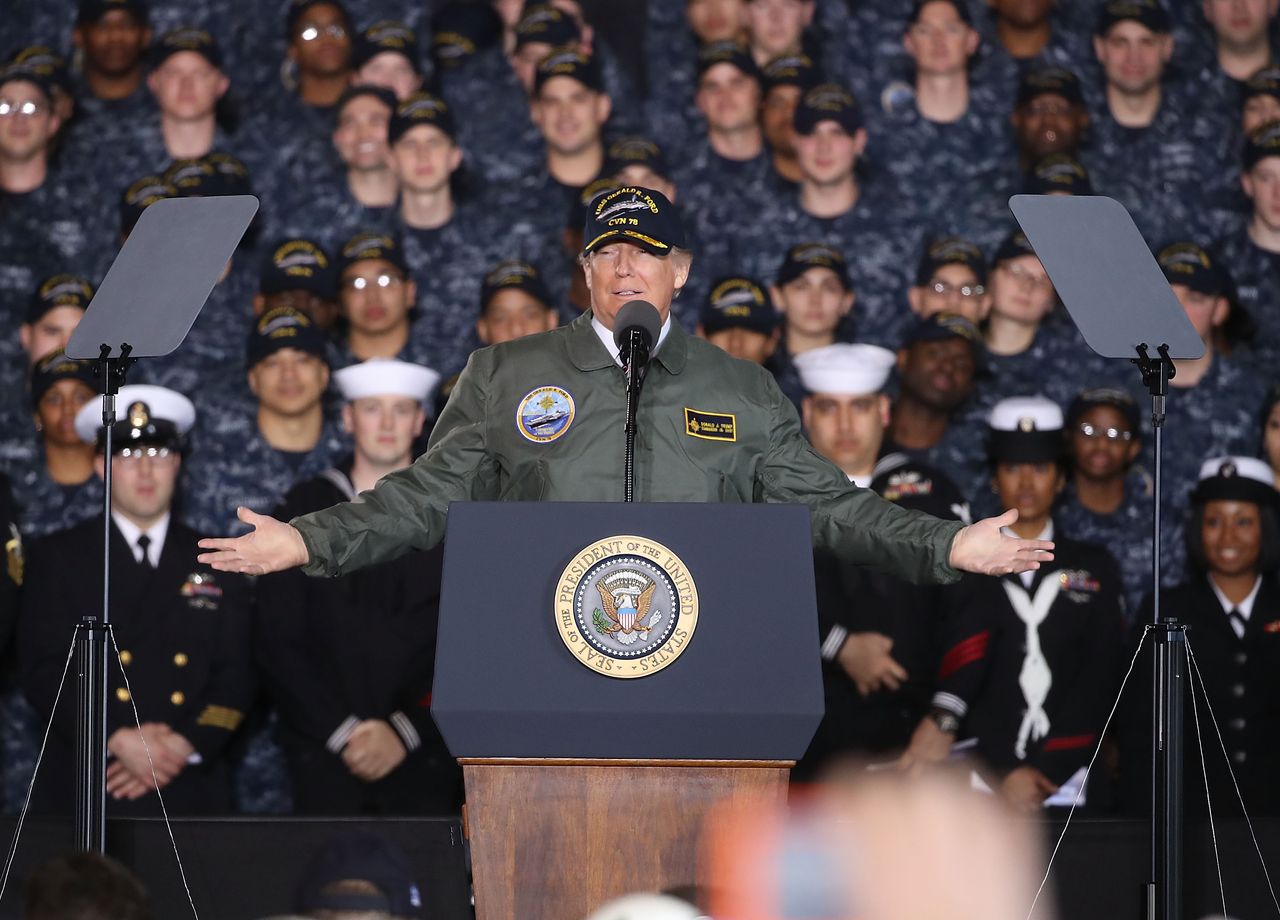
<box><xmin>1209</xmin><ymin>574</ymin><xmax>1263</xmax><ymax>624</ymax></box>
<box><xmin>111</xmin><ymin>510</ymin><xmax>171</xmax><ymax>565</ymax></box>
<box><xmin>591</xmin><ymin>314</ymin><xmax>673</xmax><ymax>368</ymax></box>
<box><xmin>850</xmin><ymin>473</ymin><xmax>873</xmax><ymax>489</ymax></box>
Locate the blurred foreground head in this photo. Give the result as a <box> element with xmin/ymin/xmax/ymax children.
<box><xmin>704</xmin><ymin>771</ymin><xmax>1053</xmax><ymax>920</ymax></box>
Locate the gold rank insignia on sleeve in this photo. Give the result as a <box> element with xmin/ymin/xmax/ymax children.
<box><xmin>5</xmin><ymin>524</ymin><xmax>22</xmax><ymax>587</ymax></box>
<box><xmin>684</xmin><ymin>408</ymin><xmax>737</xmax><ymax>442</ymax></box>
<box><xmin>196</xmin><ymin>705</ymin><xmax>244</xmax><ymax>731</ymax></box>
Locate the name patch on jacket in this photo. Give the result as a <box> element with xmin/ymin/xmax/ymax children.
<box><xmin>684</xmin><ymin>408</ymin><xmax>736</xmax><ymax>442</ymax></box>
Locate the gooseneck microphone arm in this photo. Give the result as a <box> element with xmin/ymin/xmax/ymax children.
<box><xmin>613</xmin><ymin>301</ymin><xmax>661</xmax><ymax>503</ymax></box>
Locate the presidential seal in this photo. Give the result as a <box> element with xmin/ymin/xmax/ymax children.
<box><xmin>555</xmin><ymin>536</ymin><xmax>699</xmax><ymax>679</ymax></box>
<box><xmin>516</xmin><ymin>386</ymin><xmax>575</xmax><ymax>443</ymax></box>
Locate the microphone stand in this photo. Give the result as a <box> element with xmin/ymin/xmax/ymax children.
<box><xmin>621</xmin><ymin>330</ymin><xmax>651</xmax><ymax>503</ymax></box>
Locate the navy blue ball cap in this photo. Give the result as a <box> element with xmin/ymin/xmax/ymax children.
<box><xmin>352</xmin><ymin>20</ymin><xmax>420</xmax><ymax>72</ymax></box>
<box><xmin>793</xmin><ymin>82</ymin><xmax>861</xmax><ymax>136</ymax></box>
<box><xmin>259</xmin><ymin>238</ymin><xmax>337</xmax><ymax>299</ymax></box>
<box><xmin>1023</xmin><ymin>153</ymin><xmax>1093</xmax><ymax>196</ymax></box>
<box><xmin>30</xmin><ymin>349</ymin><xmax>97</xmax><ymax>408</ymax></box>
<box><xmin>480</xmin><ymin>260</ymin><xmax>553</xmax><ymax>312</ymax></box>
<box><xmin>1244</xmin><ymin>120</ymin><xmax>1280</xmax><ymax>171</ymax></box>
<box><xmin>604</xmin><ymin>136</ymin><xmax>671</xmax><ymax>182</ymax></box>
<box><xmin>1016</xmin><ymin>67</ymin><xmax>1084</xmax><ymax>108</ymax></box>
<box><xmin>1095</xmin><ymin>0</ymin><xmax>1170</xmax><ymax>36</ymax></box>
<box><xmin>27</xmin><ymin>274</ymin><xmax>94</xmax><ymax>325</ymax></box>
<box><xmin>78</xmin><ymin>0</ymin><xmax>148</xmax><ymax>24</ymax></box>
<box><xmin>775</xmin><ymin>242</ymin><xmax>851</xmax><ymax>290</ymax></box>
<box><xmin>697</xmin><ymin>40</ymin><xmax>760</xmax><ymax>82</ymax></box>
<box><xmin>701</xmin><ymin>276</ymin><xmax>777</xmax><ymax>336</ymax></box>
<box><xmin>390</xmin><ymin>90</ymin><xmax>455</xmax><ymax>144</ymax></box>
<box><xmin>582</xmin><ymin>185</ymin><xmax>686</xmax><ymax>256</ymax></box>
<box><xmin>916</xmin><ymin>236</ymin><xmax>986</xmax><ymax>286</ymax></box>
<box><xmin>1066</xmin><ymin>386</ymin><xmax>1140</xmax><ymax>433</ymax></box>
<box><xmin>761</xmin><ymin>52</ymin><xmax>820</xmax><ymax>94</ymax></box>
<box><xmin>431</xmin><ymin>0</ymin><xmax>503</xmax><ymax>69</ymax></box>
<box><xmin>534</xmin><ymin>46</ymin><xmax>603</xmax><ymax>95</ymax></box>
<box><xmin>150</xmin><ymin>27</ymin><xmax>222</xmax><ymax>71</ymax></box>
<box><xmin>1157</xmin><ymin>241</ymin><xmax>1230</xmax><ymax>297</ymax></box>
<box><xmin>338</xmin><ymin>231</ymin><xmax>408</xmax><ymax>276</ymax></box>
<box><xmin>515</xmin><ymin>4</ymin><xmax>581</xmax><ymax>51</ymax></box>
<box><xmin>246</xmin><ymin>307</ymin><xmax>330</xmax><ymax>368</ymax></box>
<box><xmin>119</xmin><ymin>175</ymin><xmax>178</xmax><ymax>234</ymax></box>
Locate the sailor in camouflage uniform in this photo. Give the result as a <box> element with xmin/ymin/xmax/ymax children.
<box><xmin>20</xmin><ymin>385</ymin><xmax>254</xmax><ymax>815</ymax></box>
<box><xmin>180</xmin><ymin>307</ymin><xmax>350</xmax><ymax>540</ymax></box>
<box><xmin>329</xmin><ymin>231</ymin><xmax>434</xmax><ymax>371</ymax></box>
<box><xmin>1214</xmin><ymin>121</ymin><xmax>1280</xmax><ymax>369</ymax></box>
<box><xmin>791</xmin><ymin>343</ymin><xmax>969</xmax><ymax>776</ymax></box>
<box><xmin>388</xmin><ymin>91</ymin><xmax>560</xmax><ymax>376</ymax></box>
<box><xmin>900</xmin><ymin>396</ymin><xmax>1124</xmax><ymax>813</ymax></box>
<box><xmin>1148</xmin><ymin>242</ymin><xmax>1269</xmax><ymax>588</ymax></box>
<box><xmin>1082</xmin><ymin>0</ymin><xmax>1238</xmax><ymax>245</ymax></box>
<box><xmin>730</xmin><ymin>82</ymin><xmax>923</xmax><ymax>349</ymax></box>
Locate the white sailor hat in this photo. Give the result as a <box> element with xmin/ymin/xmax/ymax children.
<box><xmin>582</xmin><ymin>894</ymin><xmax>703</xmax><ymax>920</ymax></box>
<box><xmin>74</xmin><ymin>384</ymin><xmax>196</xmax><ymax>448</ymax></box>
<box><xmin>333</xmin><ymin>358</ymin><xmax>441</xmax><ymax>405</ymax></box>
<box><xmin>793</xmin><ymin>343</ymin><xmax>895</xmax><ymax>396</ymax></box>
<box><xmin>1191</xmin><ymin>455</ymin><xmax>1278</xmax><ymax>507</ymax></box>
<box><xmin>987</xmin><ymin>395</ymin><xmax>1064</xmax><ymax>462</ymax></box>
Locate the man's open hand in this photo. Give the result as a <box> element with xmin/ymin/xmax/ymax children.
<box><xmin>949</xmin><ymin>509</ymin><xmax>1054</xmax><ymax>576</ymax></box>
<box><xmin>197</xmin><ymin>507</ymin><xmax>309</xmax><ymax>575</ymax></box>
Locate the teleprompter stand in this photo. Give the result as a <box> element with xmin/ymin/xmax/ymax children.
<box><xmin>64</xmin><ymin>195</ymin><xmax>258</xmax><ymax>852</ymax></box>
<box><xmin>1010</xmin><ymin>195</ymin><xmax>1204</xmax><ymax>920</ymax></box>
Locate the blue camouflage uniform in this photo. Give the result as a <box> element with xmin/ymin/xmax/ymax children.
<box><xmin>180</xmin><ymin>392</ymin><xmax>351</xmax><ymax>538</ymax></box>
<box><xmin>1056</xmin><ymin>469</ymin><xmax>1154</xmax><ymax>622</ymax></box>
<box><xmin>1214</xmin><ymin>224</ymin><xmax>1280</xmax><ymax>367</ymax></box>
<box><xmin>1081</xmin><ymin>80</ymin><xmax>1237</xmax><ymax>245</ymax></box>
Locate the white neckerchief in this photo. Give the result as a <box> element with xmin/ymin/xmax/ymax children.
<box><xmin>591</xmin><ymin>315</ymin><xmax>673</xmax><ymax>368</ymax></box>
<box><xmin>1000</xmin><ymin>520</ymin><xmax>1058</xmax><ymax>761</ymax></box>
<box><xmin>1209</xmin><ymin>574</ymin><xmax>1262</xmax><ymax>640</ymax></box>
<box><xmin>112</xmin><ymin>511</ymin><xmax>171</xmax><ymax>567</ymax></box>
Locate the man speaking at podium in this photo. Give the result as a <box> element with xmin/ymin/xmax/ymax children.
<box><xmin>199</xmin><ymin>187</ymin><xmax>1053</xmax><ymax>583</ymax></box>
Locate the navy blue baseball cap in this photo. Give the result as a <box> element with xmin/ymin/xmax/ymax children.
<box><xmin>701</xmin><ymin>277</ymin><xmax>778</xmax><ymax>335</ymax></box>
<box><xmin>581</xmin><ymin>186</ymin><xmax>687</xmax><ymax>256</ymax></box>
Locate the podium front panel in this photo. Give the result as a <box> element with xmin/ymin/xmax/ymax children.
<box><xmin>431</xmin><ymin>502</ymin><xmax>823</xmax><ymax>760</ymax></box>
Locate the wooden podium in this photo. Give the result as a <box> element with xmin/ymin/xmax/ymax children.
<box><xmin>433</xmin><ymin>504</ymin><xmax>823</xmax><ymax>920</ymax></box>
<box><xmin>461</xmin><ymin>758</ymin><xmax>790</xmax><ymax>920</ymax></box>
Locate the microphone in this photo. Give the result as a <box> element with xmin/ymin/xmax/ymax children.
<box><xmin>613</xmin><ymin>301</ymin><xmax>661</xmax><ymax>503</ymax></box>
<box><xmin>613</xmin><ymin>300</ymin><xmax>662</xmax><ymax>390</ymax></box>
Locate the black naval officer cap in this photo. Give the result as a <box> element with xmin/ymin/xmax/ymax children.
<box><xmin>431</xmin><ymin>0</ymin><xmax>503</xmax><ymax>71</ymax></box>
<box><xmin>78</xmin><ymin>0</ymin><xmax>149</xmax><ymax>25</ymax></box>
<box><xmin>1023</xmin><ymin>153</ymin><xmax>1093</xmax><ymax>196</ymax></box>
<box><xmin>916</xmin><ymin>236</ymin><xmax>987</xmax><ymax>286</ymax></box>
<box><xmin>30</xmin><ymin>349</ymin><xmax>97</xmax><ymax>409</ymax></box>
<box><xmin>150</xmin><ymin>27</ymin><xmax>223</xmax><ymax>71</ymax></box>
<box><xmin>294</xmin><ymin>833</ymin><xmax>422</xmax><ymax>919</ymax></box>
<box><xmin>775</xmin><ymin>242</ymin><xmax>852</xmax><ymax>290</ymax></box>
<box><xmin>259</xmin><ymin>238</ymin><xmax>337</xmax><ymax>299</ymax></box>
<box><xmin>73</xmin><ymin>383</ymin><xmax>196</xmax><ymax>453</ymax></box>
<box><xmin>389</xmin><ymin>91</ymin><xmax>455</xmax><ymax>144</ymax></box>
<box><xmin>1244</xmin><ymin>120</ymin><xmax>1280</xmax><ymax>171</ymax></box>
<box><xmin>1191</xmin><ymin>456</ymin><xmax>1279</xmax><ymax>509</ymax></box>
<box><xmin>701</xmin><ymin>277</ymin><xmax>778</xmax><ymax>336</ymax></box>
<box><xmin>338</xmin><ymin>231</ymin><xmax>409</xmax><ymax>276</ymax></box>
<box><xmin>534</xmin><ymin>47</ymin><xmax>603</xmax><ymax>95</ymax></box>
<box><xmin>987</xmin><ymin>396</ymin><xmax>1065</xmax><ymax>463</ymax></box>
<box><xmin>603</xmin><ymin>136</ymin><xmax>672</xmax><ymax>182</ymax></box>
<box><xmin>515</xmin><ymin>4</ymin><xmax>581</xmax><ymax>51</ymax></box>
<box><xmin>696</xmin><ymin>40</ymin><xmax>760</xmax><ymax>83</ymax></box>
<box><xmin>247</xmin><ymin>307</ymin><xmax>330</xmax><ymax>369</ymax></box>
<box><xmin>762</xmin><ymin>52</ymin><xmax>820</xmax><ymax>95</ymax></box>
<box><xmin>1066</xmin><ymin>386</ymin><xmax>1141</xmax><ymax>435</ymax></box>
<box><xmin>120</xmin><ymin>175</ymin><xmax>178</xmax><ymax>234</ymax></box>
<box><xmin>1156</xmin><ymin>242</ymin><xmax>1231</xmax><ymax>297</ymax></box>
<box><xmin>26</xmin><ymin>274</ymin><xmax>94</xmax><ymax>325</ymax></box>
<box><xmin>1016</xmin><ymin>67</ymin><xmax>1084</xmax><ymax>109</ymax></box>
<box><xmin>352</xmin><ymin>20</ymin><xmax>421</xmax><ymax>73</ymax></box>
<box><xmin>581</xmin><ymin>185</ymin><xmax>687</xmax><ymax>256</ymax></box>
<box><xmin>479</xmin><ymin>260</ymin><xmax>554</xmax><ymax>313</ymax></box>
<box><xmin>1095</xmin><ymin>0</ymin><xmax>1170</xmax><ymax>36</ymax></box>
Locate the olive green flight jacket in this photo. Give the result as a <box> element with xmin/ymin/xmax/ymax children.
<box><xmin>293</xmin><ymin>311</ymin><xmax>965</xmax><ymax>583</ymax></box>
